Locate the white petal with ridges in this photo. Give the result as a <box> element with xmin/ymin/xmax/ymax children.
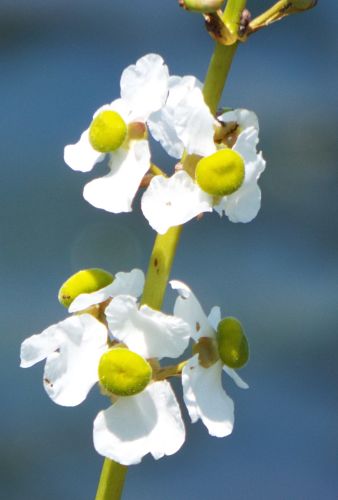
<box><xmin>64</xmin><ymin>129</ymin><xmax>104</xmax><ymax>172</ymax></box>
<box><xmin>141</xmin><ymin>171</ymin><xmax>212</xmax><ymax>235</ymax></box>
<box><xmin>93</xmin><ymin>381</ymin><xmax>185</xmax><ymax>465</ymax></box>
<box><xmin>83</xmin><ymin>140</ymin><xmax>150</xmax><ymax>213</ymax></box>
<box><xmin>69</xmin><ymin>269</ymin><xmax>145</xmax><ymax>313</ymax></box>
<box><xmin>182</xmin><ymin>356</ymin><xmax>234</xmax><ymax>437</ymax></box>
<box><xmin>120</xmin><ymin>54</ymin><xmax>169</xmax><ymax>121</ymax></box>
<box><xmin>171</xmin><ymin>280</ymin><xmax>215</xmax><ymax>340</ymax></box>
<box><xmin>21</xmin><ymin>314</ymin><xmax>108</xmax><ymax>406</ymax></box>
<box><xmin>105</xmin><ymin>295</ymin><xmax>190</xmax><ymax>359</ymax></box>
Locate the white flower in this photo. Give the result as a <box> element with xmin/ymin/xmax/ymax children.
<box><xmin>20</xmin><ymin>314</ymin><xmax>108</xmax><ymax>406</ymax></box>
<box><xmin>93</xmin><ymin>291</ymin><xmax>191</xmax><ymax>465</ymax></box>
<box><xmin>64</xmin><ymin>54</ymin><xmax>169</xmax><ymax>213</ymax></box>
<box><xmin>170</xmin><ymin>280</ymin><xmax>248</xmax><ymax>438</ymax></box>
<box><xmin>142</xmin><ymin>108</ymin><xmax>266</xmax><ymax>234</ymax></box>
<box><xmin>21</xmin><ymin>271</ymin><xmax>191</xmax><ymax>465</ymax></box>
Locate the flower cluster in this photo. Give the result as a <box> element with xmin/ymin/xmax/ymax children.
<box><xmin>64</xmin><ymin>54</ymin><xmax>265</xmax><ymax>233</ymax></box>
<box><xmin>21</xmin><ymin>53</ymin><xmax>259</xmax><ymax>466</ymax></box>
<box><xmin>20</xmin><ymin>269</ymin><xmax>248</xmax><ymax>465</ymax></box>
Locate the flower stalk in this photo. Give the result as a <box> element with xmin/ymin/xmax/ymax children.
<box><xmin>94</xmin><ymin>1</ymin><xmax>246</xmax><ymax>497</ymax></box>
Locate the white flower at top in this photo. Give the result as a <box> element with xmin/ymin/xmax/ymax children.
<box><xmin>170</xmin><ymin>280</ymin><xmax>248</xmax><ymax>438</ymax></box>
<box><xmin>64</xmin><ymin>54</ymin><xmax>169</xmax><ymax>214</ymax></box>
<box><xmin>142</xmin><ymin>107</ymin><xmax>266</xmax><ymax>234</ymax></box>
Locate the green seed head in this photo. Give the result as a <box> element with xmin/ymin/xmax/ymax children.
<box><xmin>89</xmin><ymin>110</ymin><xmax>127</xmax><ymax>153</ymax></box>
<box><xmin>216</xmin><ymin>317</ymin><xmax>249</xmax><ymax>369</ymax></box>
<box><xmin>196</xmin><ymin>149</ymin><xmax>245</xmax><ymax>196</ymax></box>
<box><xmin>58</xmin><ymin>268</ymin><xmax>114</xmax><ymax>308</ymax></box>
<box><xmin>98</xmin><ymin>348</ymin><xmax>152</xmax><ymax>397</ymax></box>
<box><xmin>181</xmin><ymin>0</ymin><xmax>224</xmax><ymax>13</ymax></box>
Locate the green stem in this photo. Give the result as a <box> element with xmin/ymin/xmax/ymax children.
<box><xmin>141</xmin><ymin>225</ymin><xmax>183</xmax><ymax>309</ymax></box>
<box><xmin>95</xmin><ymin>460</ymin><xmax>127</xmax><ymax>500</ymax></box>
<box><xmin>223</xmin><ymin>0</ymin><xmax>247</xmax><ymax>36</ymax></box>
<box><xmin>202</xmin><ymin>42</ymin><xmax>238</xmax><ymax>115</ymax></box>
<box><xmin>95</xmin><ymin>3</ymin><xmax>244</xmax><ymax>498</ymax></box>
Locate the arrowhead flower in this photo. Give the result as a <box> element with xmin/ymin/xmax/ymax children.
<box><xmin>94</xmin><ymin>293</ymin><xmax>191</xmax><ymax>465</ymax></box>
<box><xmin>142</xmin><ymin>106</ymin><xmax>266</xmax><ymax>234</ymax></box>
<box><xmin>64</xmin><ymin>54</ymin><xmax>169</xmax><ymax>213</ymax></box>
<box><xmin>21</xmin><ymin>268</ymin><xmax>191</xmax><ymax>465</ymax></box>
<box><xmin>171</xmin><ymin>280</ymin><xmax>249</xmax><ymax>438</ymax></box>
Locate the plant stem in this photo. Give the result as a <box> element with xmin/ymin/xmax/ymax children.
<box><xmin>95</xmin><ymin>2</ymin><xmax>244</xmax><ymax>497</ymax></box>
<box><xmin>95</xmin><ymin>460</ymin><xmax>127</xmax><ymax>500</ymax></box>
<box><xmin>223</xmin><ymin>0</ymin><xmax>247</xmax><ymax>37</ymax></box>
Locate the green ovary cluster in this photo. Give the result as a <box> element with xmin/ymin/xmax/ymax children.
<box><xmin>98</xmin><ymin>348</ymin><xmax>152</xmax><ymax>397</ymax></box>
<box><xmin>89</xmin><ymin>110</ymin><xmax>127</xmax><ymax>153</ymax></box>
<box><xmin>216</xmin><ymin>317</ymin><xmax>249</xmax><ymax>369</ymax></box>
<box><xmin>58</xmin><ymin>268</ymin><xmax>114</xmax><ymax>308</ymax></box>
<box><xmin>195</xmin><ymin>149</ymin><xmax>245</xmax><ymax>197</ymax></box>
<box><xmin>183</xmin><ymin>0</ymin><xmax>224</xmax><ymax>13</ymax></box>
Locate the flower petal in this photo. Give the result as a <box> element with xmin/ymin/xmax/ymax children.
<box><xmin>105</xmin><ymin>295</ymin><xmax>190</xmax><ymax>359</ymax></box>
<box><xmin>22</xmin><ymin>315</ymin><xmax>108</xmax><ymax>406</ymax></box>
<box><xmin>207</xmin><ymin>306</ymin><xmax>221</xmax><ymax>330</ymax></box>
<box><xmin>233</xmin><ymin>128</ymin><xmax>266</xmax><ymax>184</ymax></box>
<box><xmin>93</xmin><ymin>381</ymin><xmax>185</xmax><ymax>465</ymax></box>
<box><xmin>223</xmin><ymin>366</ymin><xmax>249</xmax><ymax>389</ymax></box>
<box><xmin>149</xmin><ymin>75</ymin><xmax>215</xmax><ymax>157</ymax></box>
<box><xmin>214</xmin><ymin>182</ymin><xmax>262</xmax><ymax>223</ymax></box>
<box><xmin>69</xmin><ymin>269</ymin><xmax>145</xmax><ymax>313</ymax></box>
<box><xmin>170</xmin><ymin>280</ymin><xmax>215</xmax><ymax>340</ymax></box>
<box><xmin>20</xmin><ymin>323</ymin><xmax>64</xmax><ymax>368</ymax></box>
<box><xmin>44</xmin><ymin>314</ymin><xmax>107</xmax><ymax>406</ymax></box>
<box><xmin>83</xmin><ymin>140</ymin><xmax>150</xmax><ymax>213</ymax></box>
<box><xmin>141</xmin><ymin>171</ymin><xmax>212</xmax><ymax>235</ymax></box>
<box><xmin>182</xmin><ymin>356</ymin><xmax>234</xmax><ymax>437</ymax></box>
<box><xmin>219</xmin><ymin>108</ymin><xmax>259</xmax><ymax>133</ymax></box>
<box><xmin>120</xmin><ymin>54</ymin><xmax>169</xmax><ymax>121</ymax></box>
<box><xmin>64</xmin><ymin>129</ymin><xmax>104</xmax><ymax>172</ymax></box>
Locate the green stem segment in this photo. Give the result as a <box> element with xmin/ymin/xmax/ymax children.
<box><xmin>95</xmin><ymin>460</ymin><xmax>127</xmax><ymax>500</ymax></box>
<box><xmin>95</xmin><ymin>2</ymin><xmax>245</xmax><ymax>498</ymax></box>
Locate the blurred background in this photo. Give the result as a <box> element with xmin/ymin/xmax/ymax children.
<box><xmin>1</xmin><ymin>1</ymin><xmax>337</xmax><ymax>499</ymax></box>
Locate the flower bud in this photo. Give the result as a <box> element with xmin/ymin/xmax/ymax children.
<box><xmin>196</xmin><ymin>149</ymin><xmax>245</xmax><ymax>196</ymax></box>
<box><xmin>216</xmin><ymin>317</ymin><xmax>249</xmax><ymax>368</ymax></box>
<box><xmin>89</xmin><ymin>110</ymin><xmax>127</xmax><ymax>152</ymax></box>
<box><xmin>98</xmin><ymin>348</ymin><xmax>152</xmax><ymax>396</ymax></box>
<box><xmin>180</xmin><ymin>0</ymin><xmax>224</xmax><ymax>13</ymax></box>
<box><xmin>291</xmin><ymin>0</ymin><xmax>317</xmax><ymax>10</ymax></box>
<box><xmin>58</xmin><ymin>268</ymin><xmax>114</xmax><ymax>308</ymax></box>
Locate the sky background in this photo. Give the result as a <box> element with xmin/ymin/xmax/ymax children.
<box><xmin>1</xmin><ymin>1</ymin><xmax>338</xmax><ymax>499</ymax></box>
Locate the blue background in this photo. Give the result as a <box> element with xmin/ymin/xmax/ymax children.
<box><xmin>1</xmin><ymin>1</ymin><xmax>337</xmax><ymax>499</ymax></box>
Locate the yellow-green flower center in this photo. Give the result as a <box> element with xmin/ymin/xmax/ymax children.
<box><xmin>216</xmin><ymin>317</ymin><xmax>249</xmax><ymax>369</ymax></box>
<box><xmin>195</xmin><ymin>149</ymin><xmax>245</xmax><ymax>196</ymax></box>
<box><xmin>89</xmin><ymin>110</ymin><xmax>127</xmax><ymax>153</ymax></box>
<box><xmin>98</xmin><ymin>348</ymin><xmax>152</xmax><ymax>397</ymax></box>
<box><xmin>58</xmin><ymin>268</ymin><xmax>114</xmax><ymax>308</ymax></box>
